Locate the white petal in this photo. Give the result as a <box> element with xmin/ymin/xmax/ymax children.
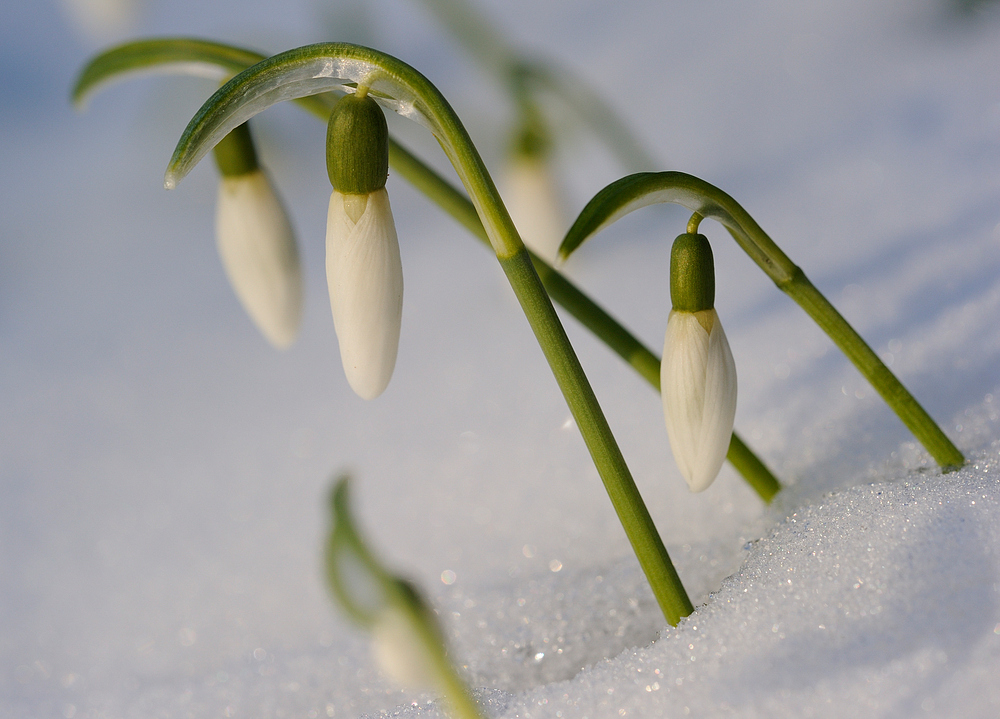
<box><xmin>216</xmin><ymin>170</ymin><xmax>303</xmax><ymax>349</ymax></box>
<box><xmin>371</xmin><ymin>605</ymin><xmax>439</xmax><ymax>690</ymax></box>
<box><xmin>661</xmin><ymin>309</ymin><xmax>737</xmax><ymax>492</ymax></box>
<box><xmin>326</xmin><ymin>188</ymin><xmax>403</xmax><ymax>400</ymax></box>
<box><xmin>502</xmin><ymin>155</ymin><xmax>566</xmax><ymax>264</ymax></box>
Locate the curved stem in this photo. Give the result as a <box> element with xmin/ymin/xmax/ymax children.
<box><xmin>500</xmin><ymin>250</ymin><xmax>693</xmax><ymax>623</ymax></box>
<box><xmin>687</xmin><ymin>212</ymin><xmax>703</xmax><ymax>235</ymax></box>
<box><xmin>562</xmin><ymin>172</ymin><xmax>965</xmax><ymax>472</ymax></box>
<box><xmin>781</xmin><ymin>269</ymin><xmax>963</xmax><ymax>470</ymax></box>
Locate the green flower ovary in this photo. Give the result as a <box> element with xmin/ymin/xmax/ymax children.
<box><xmin>326</xmin><ymin>93</ymin><xmax>389</xmax><ymax>194</ymax></box>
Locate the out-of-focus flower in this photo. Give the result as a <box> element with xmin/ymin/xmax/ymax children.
<box><xmin>325</xmin><ymin>477</ymin><xmax>481</xmax><ymax>718</ymax></box>
<box><xmin>503</xmin><ymin>154</ymin><xmax>565</xmax><ymax>264</ymax></box>
<box><xmin>502</xmin><ymin>123</ymin><xmax>566</xmax><ymax>264</ymax></box>
<box><xmin>325</xmin><ymin>92</ymin><xmax>402</xmax><ymax>400</ymax></box>
<box><xmin>661</xmin><ymin>232</ymin><xmax>737</xmax><ymax>492</ymax></box>
<box><xmin>370</xmin><ymin>589</ymin><xmax>442</xmax><ymax>690</ymax></box>
<box><xmin>61</xmin><ymin>0</ymin><xmax>139</xmax><ymax>44</ymax></box>
<box><xmin>213</xmin><ymin>123</ymin><xmax>303</xmax><ymax>349</ymax></box>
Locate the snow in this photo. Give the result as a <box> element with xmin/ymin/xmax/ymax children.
<box><xmin>2</xmin><ymin>0</ymin><xmax>1000</xmax><ymax>717</ymax></box>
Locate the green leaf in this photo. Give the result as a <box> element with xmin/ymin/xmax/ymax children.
<box><xmin>72</xmin><ymin>37</ymin><xmax>337</xmax><ymax>120</ymax></box>
<box><xmin>163</xmin><ymin>43</ymin><xmax>448</xmax><ymax>190</ymax></box>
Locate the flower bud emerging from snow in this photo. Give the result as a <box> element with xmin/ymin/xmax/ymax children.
<box><xmin>502</xmin><ymin>126</ymin><xmax>566</xmax><ymax>263</ymax></box>
<box><xmin>325</xmin><ymin>479</ymin><xmax>451</xmax><ymax>692</ymax></box>
<box><xmin>325</xmin><ymin>93</ymin><xmax>402</xmax><ymax>399</ymax></box>
<box><xmin>213</xmin><ymin>123</ymin><xmax>303</xmax><ymax>349</ymax></box>
<box><xmin>661</xmin><ymin>233</ymin><xmax>737</xmax><ymax>492</ymax></box>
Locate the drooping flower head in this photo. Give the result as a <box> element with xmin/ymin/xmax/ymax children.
<box><xmin>325</xmin><ymin>92</ymin><xmax>403</xmax><ymax>400</ymax></box>
<box><xmin>213</xmin><ymin>122</ymin><xmax>303</xmax><ymax>349</ymax></box>
<box><xmin>502</xmin><ymin>121</ymin><xmax>566</xmax><ymax>264</ymax></box>
<box><xmin>661</xmin><ymin>232</ymin><xmax>737</xmax><ymax>492</ymax></box>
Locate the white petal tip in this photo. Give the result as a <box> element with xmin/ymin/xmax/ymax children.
<box><xmin>346</xmin><ymin>371</ymin><xmax>392</xmax><ymax>401</ymax></box>
<box><xmin>684</xmin><ymin>471</ymin><xmax>719</xmax><ymax>493</ymax></box>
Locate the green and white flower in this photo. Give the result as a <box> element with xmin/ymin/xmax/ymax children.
<box><xmin>661</xmin><ymin>232</ymin><xmax>737</xmax><ymax>492</ymax></box>
<box><xmin>325</xmin><ymin>477</ymin><xmax>484</xmax><ymax>719</ymax></box>
<box><xmin>325</xmin><ymin>92</ymin><xmax>403</xmax><ymax>400</ymax></box>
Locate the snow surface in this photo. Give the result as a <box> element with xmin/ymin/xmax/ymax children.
<box><xmin>2</xmin><ymin>0</ymin><xmax>1000</xmax><ymax>717</ymax></box>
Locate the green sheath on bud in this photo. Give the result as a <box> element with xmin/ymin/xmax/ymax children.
<box><xmin>326</xmin><ymin>93</ymin><xmax>389</xmax><ymax>194</ymax></box>
<box><xmin>670</xmin><ymin>233</ymin><xmax>715</xmax><ymax>312</ymax></box>
<box><xmin>510</xmin><ymin>119</ymin><xmax>551</xmax><ymax>160</ymax></box>
<box><xmin>213</xmin><ymin>122</ymin><xmax>259</xmax><ymax>177</ymax></box>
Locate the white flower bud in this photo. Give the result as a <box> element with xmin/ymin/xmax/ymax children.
<box><xmin>215</xmin><ymin>170</ymin><xmax>303</xmax><ymax>349</ymax></box>
<box><xmin>326</xmin><ymin>188</ymin><xmax>403</xmax><ymax>400</ymax></box>
<box><xmin>371</xmin><ymin>604</ymin><xmax>441</xmax><ymax>690</ymax></box>
<box><xmin>661</xmin><ymin>309</ymin><xmax>737</xmax><ymax>492</ymax></box>
<box><xmin>503</xmin><ymin>154</ymin><xmax>566</xmax><ymax>264</ymax></box>
<box><xmin>61</xmin><ymin>0</ymin><xmax>138</xmax><ymax>43</ymax></box>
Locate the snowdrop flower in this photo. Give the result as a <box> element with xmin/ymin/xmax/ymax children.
<box><xmin>661</xmin><ymin>232</ymin><xmax>737</xmax><ymax>492</ymax></box>
<box><xmin>502</xmin><ymin>127</ymin><xmax>566</xmax><ymax>264</ymax></box>
<box><xmin>325</xmin><ymin>92</ymin><xmax>402</xmax><ymax>400</ymax></box>
<box><xmin>61</xmin><ymin>0</ymin><xmax>139</xmax><ymax>44</ymax></box>
<box><xmin>370</xmin><ymin>586</ymin><xmax>445</xmax><ymax>690</ymax></box>
<box><xmin>213</xmin><ymin>122</ymin><xmax>303</xmax><ymax>349</ymax></box>
<box><xmin>325</xmin><ymin>479</ymin><xmax>462</xmax><ymax>698</ymax></box>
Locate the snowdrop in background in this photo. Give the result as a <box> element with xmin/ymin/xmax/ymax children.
<box><xmin>60</xmin><ymin>0</ymin><xmax>140</xmax><ymax>44</ymax></box>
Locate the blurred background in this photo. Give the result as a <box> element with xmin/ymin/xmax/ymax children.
<box><xmin>2</xmin><ymin>0</ymin><xmax>1000</xmax><ymax>716</ymax></box>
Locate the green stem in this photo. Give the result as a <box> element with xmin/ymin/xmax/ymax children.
<box><xmin>500</xmin><ymin>250</ymin><xmax>693</xmax><ymax>623</ymax></box>
<box><xmin>436</xmin><ymin>657</ymin><xmax>487</xmax><ymax>719</ymax></box>
<box><xmin>381</xmin><ymin>48</ymin><xmax>696</xmax><ymax>622</ymax></box>
<box><xmin>212</xmin><ymin>121</ymin><xmax>259</xmax><ymax>177</ymax></box>
<box><xmin>408</xmin><ymin>67</ymin><xmax>695</xmax><ymax>622</ymax></box>
<box><xmin>389</xmin><ymin>141</ymin><xmax>782</xmax><ymax>501</ymax></box>
<box><xmin>727</xmin><ymin>434</ymin><xmax>780</xmax><ymax>502</ymax></box>
<box><xmin>781</xmin><ymin>270</ymin><xmax>964</xmax><ymax>470</ymax></box>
